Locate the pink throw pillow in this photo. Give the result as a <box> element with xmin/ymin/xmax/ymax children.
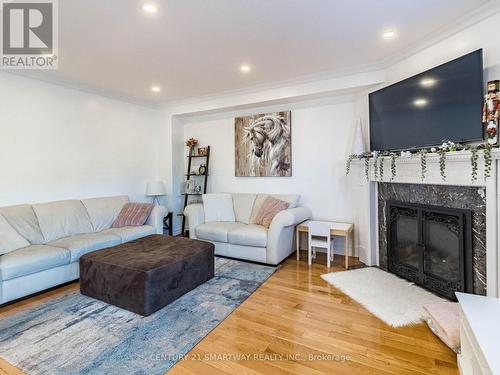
<box><xmin>253</xmin><ymin>197</ymin><xmax>289</xmax><ymax>228</ymax></box>
<box><xmin>423</xmin><ymin>302</ymin><xmax>460</xmax><ymax>352</ymax></box>
<box><xmin>112</xmin><ymin>203</ymin><xmax>154</xmax><ymax>228</ymax></box>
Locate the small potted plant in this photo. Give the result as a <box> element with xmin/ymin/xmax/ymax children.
<box><xmin>186</xmin><ymin>138</ymin><xmax>198</xmax><ymax>155</ymax></box>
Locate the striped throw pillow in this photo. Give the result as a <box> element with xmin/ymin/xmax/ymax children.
<box><xmin>253</xmin><ymin>197</ymin><xmax>289</xmax><ymax>228</ymax></box>
<box><xmin>112</xmin><ymin>203</ymin><xmax>154</xmax><ymax>228</ymax></box>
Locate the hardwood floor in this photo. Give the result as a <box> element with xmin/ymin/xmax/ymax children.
<box><xmin>0</xmin><ymin>253</ymin><xmax>458</xmax><ymax>375</ymax></box>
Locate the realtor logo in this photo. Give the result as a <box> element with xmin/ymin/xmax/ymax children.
<box><xmin>1</xmin><ymin>0</ymin><xmax>58</xmax><ymax>69</ymax></box>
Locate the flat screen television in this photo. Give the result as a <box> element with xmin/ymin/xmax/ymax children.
<box><xmin>369</xmin><ymin>49</ymin><xmax>484</xmax><ymax>151</ymax></box>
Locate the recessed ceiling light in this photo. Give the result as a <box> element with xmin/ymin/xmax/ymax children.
<box><xmin>420</xmin><ymin>77</ymin><xmax>437</xmax><ymax>88</ymax></box>
<box><xmin>240</xmin><ymin>64</ymin><xmax>251</xmax><ymax>73</ymax></box>
<box><xmin>142</xmin><ymin>3</ymin><xmax>158</xmax><ymax>13</ymax></box>
<box><xmin>413</xmin><ymin>98</ymin><xmax>428</xmax><ymax>107</ymax></box>
<box><xmin>382</xmin><ymin>29</ymin><xmax>398</xmax><ymax>41</ymax></box>
<box><xmin>151</xmin><ymin>85</ymin><xmax>161</xmax><ymax>93</ymax></box>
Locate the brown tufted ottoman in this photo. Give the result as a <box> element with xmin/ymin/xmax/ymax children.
<box><xmin>79</xmin><ymin>235</ymin><xmax>214</xmax><ymax>316</ymax></box>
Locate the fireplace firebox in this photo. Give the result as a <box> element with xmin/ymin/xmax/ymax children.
<box><xmin>387</xmin><ymin>200</ymin><xmax>473</xmax><ymax>300</ymax></box>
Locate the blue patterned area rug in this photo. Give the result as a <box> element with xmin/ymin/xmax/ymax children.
<box><xmin>0</xmin><ymin>257</ymin><xmax>275</xmax><ymax>375</ymax></box>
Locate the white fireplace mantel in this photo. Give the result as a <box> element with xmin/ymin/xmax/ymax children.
<box><xmin>352</xmin><ymin>149</ymin><xmax>500</xmax><ymax>297</ymax></box>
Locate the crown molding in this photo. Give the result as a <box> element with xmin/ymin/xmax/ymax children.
<box><xmin>4</xmin><ymin>71</ymin><xmax>161</xmax><ymax>109</ymax></box>
<box><xmin>176</xmin><ymin>90</ymin><xmax>365</xmax><ymax>122</ymax></box>
<box><xmin>381</xmin><ymin>0</ymin><xmax>500</xmax><ymax>68</ymax></box>
<box><xmin>160</xmin><ymin>62</ymin><xmax>385</xmax><ymax>111</ymax></box>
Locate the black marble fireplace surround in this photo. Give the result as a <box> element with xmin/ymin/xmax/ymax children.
<box><xmin>378</xmin><ymin>183</ymin><xmax>487</xmax><ymax>296</ymax></box>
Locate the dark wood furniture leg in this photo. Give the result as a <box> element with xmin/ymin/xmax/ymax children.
<box><xmin>163</xmin><ymin>212</ymin><xmax>173</xmax><ymax>236</ymax></box>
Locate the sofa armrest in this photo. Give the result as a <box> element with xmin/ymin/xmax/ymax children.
<box><xmin>184</xmin><ymin>203</ymin><xmax>205</xmax><ymax>239</ymax></box>
<box><xmin>266</xmin><ymin>207</ymin><xmax>311</xmax><ymax>265</ymax></box>
<box><xmin>270</xmin><ymin>207</ymin><xmax>311</xmax><ymax>229</ymax></box>
<box><xmin>146</xmin><ymin>205</ymin><xmax>168</xmax><ymax>234</ymax></box>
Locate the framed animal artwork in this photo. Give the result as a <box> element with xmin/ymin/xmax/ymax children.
<box><xmin>235</xmin><ymin>111</ymin><xmax>292</xmax><ymax>177</ymax></box>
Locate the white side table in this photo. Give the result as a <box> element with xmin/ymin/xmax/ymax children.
<box><xmin>456</xmin><ymin>292</ymin><xmax>500</xmax><ymax>375</ymax></box>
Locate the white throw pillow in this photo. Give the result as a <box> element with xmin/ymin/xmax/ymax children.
<box><xmin>202</xmin><ymin>193</ymin><xmax>236</xmax><ymax>223</ymax></box>
<box><xmin>0</xmin><ymin>214</ymin><xmax>30</xmax><ymax>255</ymax></box>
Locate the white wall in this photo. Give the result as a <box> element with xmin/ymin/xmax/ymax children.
<box><xmin>0</xmin><ymin>73</ymin><xmax>164</xmax><ymax>206</ymax></box>
<box><xmin>182</xmin><ymin>99</ymin><xmax>354</xmax><ymax>217</ymax></box>
<box><xmin>179</xmin><ymin>96</ymin><xmax>362</xmax><ymax>254</ymax></box>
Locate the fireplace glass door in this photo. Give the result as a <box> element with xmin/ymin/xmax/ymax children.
<box><xmin>392</xmin><ymin>208</ymin><xmax>419</xmax><ymax>270</ymax></box>
<box><xmin>387</xmin><ymin>201</ymin><xmax>472</xmax><ymax>300</ymax></box>
<box><xmin>422</xmin><ymin>211</ymin><xmax>462</xmax><ymax>284</ymax></box>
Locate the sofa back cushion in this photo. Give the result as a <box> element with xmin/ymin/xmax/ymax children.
<box><xmin>232</xmin><ymin>193</ymin><xmax>257</xmax><ymax>224</ymax></box>
<box><xmin>32</xmin><ymin>200</ymin><xmax>94</xmax><ymax>242</ymax></box>
<box><xmin>202</xmin><ymin>193</ymin><xmax>235</xmax><ymax>223</ymax></box>
<box><xmin>82</xmin><ymin>196</ymin><xmax>129</xmax><ymax>232</ymax></box>
<box><xmin>112</xmin><ymin>203</ymin><xmax>154</xmax><ymax>228</ymax></box>
<box><xmin>250</xmin><ymin>194</ymin><xmax>299</xmax><ymax>224</ymax></box>
<box><xmin>0</xmin><ymin>214</ymin><xmax>30</xmax><ymax>255</ymax></box>
<box><xmin>0</xmin><ymin>204</ymin><xmax>45</xmax><ymax>244</ymax></box>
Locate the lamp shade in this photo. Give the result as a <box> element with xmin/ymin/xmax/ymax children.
<box><xmin>146</xmin><ymin>181</ymin><xmax>166</xmax><ymax>197</ymax></box>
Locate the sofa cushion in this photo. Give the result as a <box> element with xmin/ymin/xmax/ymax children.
<box><xmin>0</xmin><ymin>215</ymin><xmax>30</xmax><ymax>256</ymax></box>
<box><xmin>202</xmin><ymin>193</ymin><xmax>235</xmax><ymax>223</ymax></box>
<box><xmin>195</xmin><ymin>222</ymin><xmax>245</xmax><ymax>243</ymax></box>
<box><xmin>228</xmin><ymin>224</ymin><xmax>267</xmax><ymax>247</ymax></box>
<box><xmin>49</xmin><ymin>233</ymin><xmax>122</xmax><ymax>262</ymax></box>
<box><xmin>0</xmin><ymin>245</ymin><xmax>71</xmax><ymax>281</ymax></box>
<box><xmin>232</xmin><ymin>194</ymin><xmax>257</xmax><ymax>224</ymax></box>
<box><xmin>250</xmin><ymin>194</ymin><xmax>299</xmax><ymax>224</ymax></box>
<box><xmin>0</xmin><ymin>204</ymin><xmax>45</xmax><ymax>244</ymax></box>
<box><xmin>32</xmin><ymin>200</ymin><xmax>94</xmax><ymax>242</ymax></box>
<box><xmin>102</xmin><ymin>225</ymin><xmax>156</xmax><ymax>243</ymax></box>
<box><xmin>82</xmin><ymin>196</ymin><xmax>129</xmax><ymax>232</ymax></box>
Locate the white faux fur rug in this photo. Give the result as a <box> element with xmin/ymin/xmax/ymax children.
<box><xmin>321</xmin><ymin>267</ymin><xmax>445</xmax><ymax>327</ymax></box>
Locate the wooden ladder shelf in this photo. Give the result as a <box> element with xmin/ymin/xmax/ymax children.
<box><xmin>181</xmin><ymin>146</ymin><xmax>210</xmax><ymax>235</ymax></box>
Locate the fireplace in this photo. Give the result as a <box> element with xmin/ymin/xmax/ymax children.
<box><xmin>386</xmin><ymin>200</ymin><xmax>473</xmax><ymax>300</ymax></box>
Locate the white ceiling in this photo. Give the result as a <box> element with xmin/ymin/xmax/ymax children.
<box><xmin>18</xmin><ymin>0</ymin><xmax>491</xmax><ymax>104</ymax></box>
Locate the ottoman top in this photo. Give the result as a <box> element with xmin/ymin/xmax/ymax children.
<box><xmin>80</xmin><ymin>235</ymin><xmax>214</xmax><ymax>272</ymax></box>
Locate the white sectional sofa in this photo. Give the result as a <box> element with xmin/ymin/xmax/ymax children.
<box><xmin>0</xmin><ymin>196</ymin><xmax>167</xmax><ymax>304</ymax></box>
<box><xmin>184</xmin><ymin>193</ymin><xmax>311</xmax><ymax>265</ymax></box>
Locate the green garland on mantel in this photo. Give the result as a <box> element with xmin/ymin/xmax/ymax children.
<box><xmin>346</xmin><ymin>141</ymin><xmax>496</xmax><ymax>183</ymax></box>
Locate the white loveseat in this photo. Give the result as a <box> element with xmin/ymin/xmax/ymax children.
<box><xmin>0</xmin><ymin>196</ymin><xmax>167</xmax><ymax>304</ymax></box>
<box><xmin>184</xmin><ymin>193</ymin><xmax>311</xmax><ymax>265</ymax></box>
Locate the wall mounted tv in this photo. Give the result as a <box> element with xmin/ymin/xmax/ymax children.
<box><xmin>369</xmin><ymin>49</ymin><xmax>484</xmax><ymax>152</ymax></box>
